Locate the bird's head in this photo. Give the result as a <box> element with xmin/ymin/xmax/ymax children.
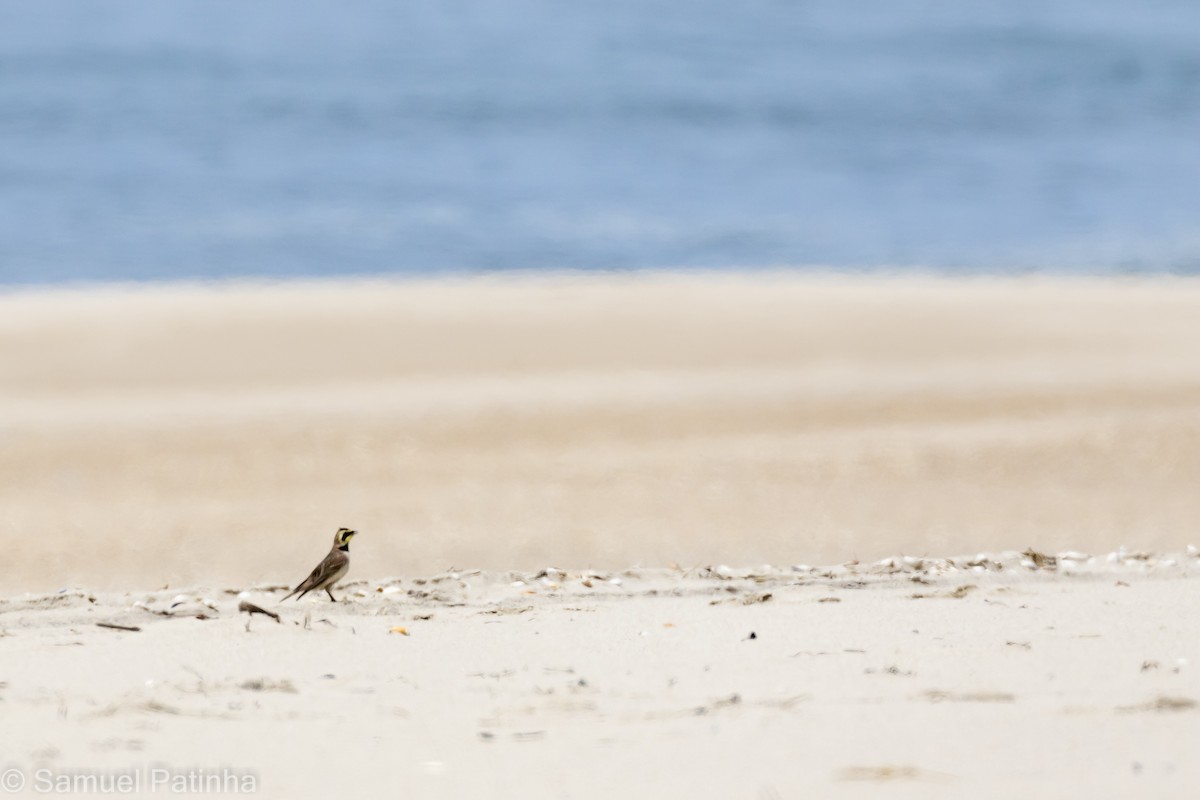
<box><xmin>334</xmin><ymin>527</ymin><xmax>357</xmax><ymax>550</ymax></box>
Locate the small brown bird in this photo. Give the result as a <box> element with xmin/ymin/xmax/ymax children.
<box><xmin>281</xmin><ymin>527</ymin><xmax>357</xmax><ymax>602</ymax></box>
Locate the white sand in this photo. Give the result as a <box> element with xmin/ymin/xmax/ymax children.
<box><xmin>0</xmin><ymin>553</ymin><xmax>1196</xmax><ymax>799</ymax></box>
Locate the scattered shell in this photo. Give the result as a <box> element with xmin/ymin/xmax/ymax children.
<box><xmin>1022</xmin><ymin>549</ymin><xmax>1057</xmax><ymax>569</ymax></box>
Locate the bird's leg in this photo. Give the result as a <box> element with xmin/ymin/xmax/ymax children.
<box><xmin>326</xmin><ymin>587</ymin><xmax>338</xmax><ymax>602</ymax></box>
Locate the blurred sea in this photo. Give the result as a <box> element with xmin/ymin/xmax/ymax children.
<box><xmin>2</xmin><ymin>1</ymin><xmax>1199</xmax><ymax>285</ymax></box>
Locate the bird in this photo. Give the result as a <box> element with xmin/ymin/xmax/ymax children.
<box><xmin>280</xmin><ymin>527</ymin><xmax>357</xmax><ymax>602</ymax></box>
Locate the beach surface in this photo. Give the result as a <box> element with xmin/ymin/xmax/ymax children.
<box><xmin>2</xmin><ymin>273</ymin><xmax>1199</xmax><ymax>797</ymax></box>
<box><xmin>0</xmin><ymin>553</ymin><xmax>1196</xmax><ymax>799</ymax></box>
<box><xmin>3</xmin><ymin>273</ymin><xmax>1200</xmax><ymax>593</ymax></box>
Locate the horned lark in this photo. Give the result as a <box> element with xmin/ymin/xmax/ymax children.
<box><xmin>281</xmin><ymin>527</ymin><xmax>357</xmax><ymax>602</ymax></box>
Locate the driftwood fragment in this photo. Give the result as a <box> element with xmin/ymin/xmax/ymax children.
<box><xmin>238</xmin><ymin>600</ymin><xmax>281</xmax><ymax>623</ymax></box>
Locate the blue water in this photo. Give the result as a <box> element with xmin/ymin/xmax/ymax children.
<box><xmin>2</xmin><ymin>1</ymin><xmax>1199</xmax><ymax>284</ymax></box>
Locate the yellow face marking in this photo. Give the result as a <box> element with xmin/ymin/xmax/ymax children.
<box><xmin>336</xmin><ymin>527</ymin><xmax>357</xmax><ymax>544</ymax></box>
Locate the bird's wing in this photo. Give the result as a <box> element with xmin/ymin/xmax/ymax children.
<box><xmin>281</xmin><ymin>550</ymin><xmax>343</xmax><ymax>601</ymax></box>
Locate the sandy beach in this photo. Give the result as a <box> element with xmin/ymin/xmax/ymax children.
<box><xmin>4</xmin><ymin>273</ymin><xmax>1200</xmax><ymax>591</ymax></box>
<box><xmin>0</xmin><ymin>554</ymin><xmax>1197</xmax><ymax>798</ymax></box>
<box><xmin>1</xmin><ymin>273</ymin><xmax>1199</xmax><ymax>796</ymax></box>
